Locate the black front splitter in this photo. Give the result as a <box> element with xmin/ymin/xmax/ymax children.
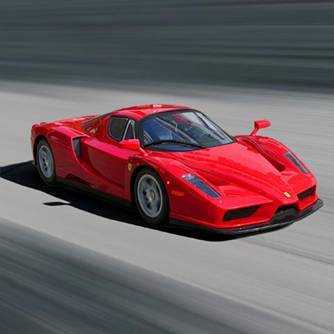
<box><xmin>172</xmin><ymin>199</ymin><xmax>324</xmax><ymax>236</ymax></box>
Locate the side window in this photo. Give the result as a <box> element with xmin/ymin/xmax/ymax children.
<box><xmin>109</xmin><ymin>117</ymin><xmax>128</xmax><ymax>141</ymax></box>
<box><xmin>123</xmin><ymin>120</ymin><xmax>136</xmax><ymax>140</ymax></box>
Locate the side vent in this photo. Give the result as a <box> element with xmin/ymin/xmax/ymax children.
<box><xmin>72</xmin><ymin>137</ymin><xmax>86</xmax><ymax>157</ymax></box>
<box><xmin>240</xmin><ymin>137</ymin><xmax>285</xmax><ymax>172</ymax></box>
<box><xmin>285</xmin><ymin>152</ymin><xmax>308</xmax><ymax>174</ymax></box>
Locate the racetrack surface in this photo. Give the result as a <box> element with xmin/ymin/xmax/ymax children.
<box><xmin>0</xmin><ymin>82</ymin><xmax>333</xmax><ymax>333</ymax></box>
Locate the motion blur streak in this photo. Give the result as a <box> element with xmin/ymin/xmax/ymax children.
<box><xmin>1</xmin><ymin>217</ymin><xmax>326</xmax><ymax>334</ymax></box>
<box><xmin>0</xmin><ymin>1</ymin><xmax>334</xmax><ymax>89</ymax></box>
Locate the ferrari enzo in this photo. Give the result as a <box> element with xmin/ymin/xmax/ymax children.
<box><xmin>31</xmin><ymin>104</ymin><xmax>323</xmax><ymax>234</ymax></box>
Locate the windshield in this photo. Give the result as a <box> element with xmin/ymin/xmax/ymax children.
<box><xmin>140</xmin><ymin>110</ymin><xmax>234</xmax><ymax>151</ymax></box>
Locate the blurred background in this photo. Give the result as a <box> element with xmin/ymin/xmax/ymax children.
<box><xmin>1</xmin><ymin>0</ymin><xmax>334</xmax><ymax>90</ymax></box>
<box><xmin>0</xmin><ymin>1</ymin><xmax>334</xmax><ymax>334</ymax></box>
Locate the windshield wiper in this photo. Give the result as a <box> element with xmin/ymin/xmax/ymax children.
<box><xmin>143</xmin><ymin>139</ymin><xmax>205</xmax><ymax>149</ymax></box>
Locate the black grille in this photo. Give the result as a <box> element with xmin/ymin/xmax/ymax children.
<box><xmin>272</xmin><ymin>206</ymin><xmax>298</xmax><ymax>224</ymax></box>
<box><xmin>224</xmin><ymin>205</ymin><xmax>260</xmax><ymax>222</ymax></box>
<box><xmin>298</xmin><ymin>186</ymin><xmax>316</xmax><ymax>200</ymax></box>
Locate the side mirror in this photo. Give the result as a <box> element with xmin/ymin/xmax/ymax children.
<box><xmin>250</xmin><ymin>119</ymin><xmax>271</xmax><ymax>136</ymax></box>
<box><xmin>119</xmin><ymin>139</ymin><xmax>141</xmax><ymax>151</ymax></box>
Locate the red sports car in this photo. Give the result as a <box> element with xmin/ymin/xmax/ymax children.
<box><xmin>31</xmin><ymin>104</ymin><xmax>323</xmax><ymax>234</ymax></box>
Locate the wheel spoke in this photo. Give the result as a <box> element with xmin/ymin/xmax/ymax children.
<box><xmin>152</xmin><ymin>182</ymin><xmax>160</xmax><ymax>194</ymax></box>
<box><xmin>151</xmin><ymin>199</ymin><xmax>160</xmax><ymax>213</ymax></box>
<box><xmin>137</xmin><ymin>174</ymin><xmax>163</xmax><ymax>219</ymax></box>
<box><xmin>38</xmin><ymin>145</ymin><xmax>54</xmax><ymax>179</ymax></box>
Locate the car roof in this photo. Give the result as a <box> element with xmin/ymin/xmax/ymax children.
<box><xmin>111</xmin><ymin>104</ymin><xmax>191</xmax><ymax>121</ymax></box>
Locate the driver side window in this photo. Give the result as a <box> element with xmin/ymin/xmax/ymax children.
<box><xmin>123</xmin><ymin>120</ymin><xmax>136</xmax><ymax>140</ymax></box>
<box><xmin>109</xmin><ymin>117</ymin><xmax>128</xmax><ymax>141</ymax></box>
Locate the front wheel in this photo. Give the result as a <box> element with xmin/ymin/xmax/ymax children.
<box><xmin>36</xmin><ymin>139</ymin><xmax>56</xmax><ymax>185</ymax></box>
<box><xmin>134</xmin><ymin>168</ymin><xmax>169</xmax><ymax>225</ymax></box>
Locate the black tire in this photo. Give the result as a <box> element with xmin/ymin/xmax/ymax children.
<box><xmin>134</xmin><ymin>168</ymin><xmax>169</xmax><ymax>225</ymax></box>
<box><xmin>36</xmin><ymin>138</ymin><xmax>57</xmax><ymax>185</ymax></box>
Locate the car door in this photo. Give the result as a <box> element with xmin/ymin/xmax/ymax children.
<box><xmin>79</xmin><ymin>116</ymin><xmax>137</xmax><ymax>199</ymax></box>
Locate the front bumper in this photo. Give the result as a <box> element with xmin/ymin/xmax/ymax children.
<box><xmin>173</xmin><ymin>199</ymin><xmax>323</xmax><ymax>235</ymax></box>
<box><xmin>214</xmin><ymin>198</ymin><xmax>324</xmax><ymax>235</ymax></box>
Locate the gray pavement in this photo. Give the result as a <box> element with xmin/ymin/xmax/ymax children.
<box><xmin>0</xmin><ymin>82</ymin><xmax>333</xmax><ymax>333</ymax></box>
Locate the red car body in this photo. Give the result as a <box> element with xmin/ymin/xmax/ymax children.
<box><xmin>31</xmin><ymin>104</ymin><xmax>322</xmax><ymax>234</ymax></box>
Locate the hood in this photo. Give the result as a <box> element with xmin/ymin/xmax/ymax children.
<box><xmin>164</xmin><ymin>141</ymin><xmax>298</xmax><ymax>200</ymax></box>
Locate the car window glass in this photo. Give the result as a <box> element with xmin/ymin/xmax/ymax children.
<box><xmin>109</xmin><ymin>117</ymin><xmax>128</xmax><ymax>141</ymax></box>
<box><xmin>124</xmin><ymin>120</ymin><xmax>136</xmax><ymax>140</ymax></box>
<box><xmin>141</xmin><ymin>110</ymin><xmax>233</xmax><ymax>148</ymax></box>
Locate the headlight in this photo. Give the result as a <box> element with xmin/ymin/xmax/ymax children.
<box><xmin>285</xmin><ymin>152</ymin><xmax>308</xmax><ymax>174</ymax></box>
<box><xmin>182</xmin><ymin>174</ymin><xmax>220</xmax><ymax>198</ymax></box>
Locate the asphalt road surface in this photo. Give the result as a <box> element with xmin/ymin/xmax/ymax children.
<box><xmin>0</xmin><ymin>82</ymin><xmax>333</xmax><ymax>333</ymax></box>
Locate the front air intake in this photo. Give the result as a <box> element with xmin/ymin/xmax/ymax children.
<box><xmin>224</xmin><ymin>205</ymin><xmax>261</xmax><ymax>222</ymax></box>
<box><xmin>272</xmin><ymin>205</ymin><xmax>298</xmax><ymax>224</ymax></box>
<box><xmin>298</xmin><ymin>186</ymin><xmax>316</xmax><ymax>200</ymax></box>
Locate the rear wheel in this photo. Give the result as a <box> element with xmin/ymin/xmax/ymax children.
<box><xmin>134</xmin><ymin>168</ymin><xmax>169</xmax><ymax>225</ymax></box>
<box><xmin>36</xmin><ymin>139</ymin><xmax>56</xmax><ymax>185</ymax></box>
